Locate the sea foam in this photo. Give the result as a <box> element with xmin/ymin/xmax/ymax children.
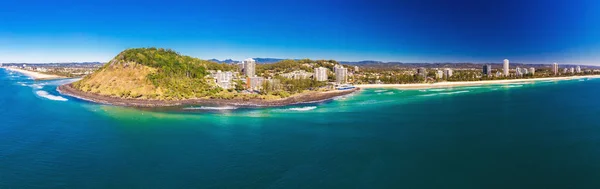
<box><xmin>183</xmin><ymin>106</ymin><xmax>237</xmax><ymax>110</ymax></box>
<box><xmin>35</xmin><ymin>90</ymin><xmax>68</xmax><ymax>101</ymax></box>
<box><xmin>288</xmin><ymin>106</ymin><xmax>317</xmax><ymax>111</ymax></box>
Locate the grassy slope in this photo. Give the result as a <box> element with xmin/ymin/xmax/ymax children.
<box><xmin>72</xmin><ymin>48</ymin><xmax>221</xmax><ymax>100</ymax></box>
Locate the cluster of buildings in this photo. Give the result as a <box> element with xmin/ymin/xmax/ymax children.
<box><xmin>560</xmin><ymin>65</ymin><xmax>582</xmax><ymax>74</ymax></box>
<box><xmin>2</xmin><ymin>63</ymin><xmax>99</xmax><ymax>76</ymax></box>
<box><xmin>482</xmin><ymin>59</ymin><xmax>535</xmax><ymax>77</ymax></box>
<box><xmin>416</xmin><ymin>67</ymin><xmax>453</xmax><ymax>79</ymax></box>
<box><xmin>210</xmin><ymin>58</ymin><xmax>354</xmax><ymax>92</ymax></box>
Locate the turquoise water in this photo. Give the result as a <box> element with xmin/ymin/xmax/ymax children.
<box><xmin>2</xmin><ymin>68</ymin><xmax>600</xmax><ymax>188</ymax></box>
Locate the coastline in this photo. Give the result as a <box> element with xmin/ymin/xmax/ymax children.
<box><xmin>2</xmin><ymin>67</ymin><xmax>66</xmax><ymax>80</ymax></box>
<box><xmin>355</xmin><ymin>75</ymin><xmax>600</xmax><ymax>89</ymax></box>
<box><xmin>57</xmin><ymin>83</ymin><xmax>360</xmax><ymax>107</ymax></box>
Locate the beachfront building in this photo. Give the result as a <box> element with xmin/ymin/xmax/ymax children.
<box><xmin>570</xmin><ymin>67</ymin><xmax>575</xmax><ymax>74</ymax></box>
<box><xmin>529</xmin><ymin>67</ymin><xmax>535</xmax><ymax>75</ymax></box>
<box><xmin>563</xmin><ymin>68</ymin><xmax>568</xmax><ymax>74</ymax></box>
<box><xmin>483</xmin><ymin>64</ymin><xmax>492</xmax><ymax>76</ymax></box>
<box><xmin>495</xmin><ymin>71</ymin><xmax>502</xmax><ymax>77</ymax></box>
<box><xmin>334</xmin><ymin>65</ymin><xmax>348</xmax><ymax>84</ymax></box>
<box><xmin>246</xmin><ymin>76</ymin><xmax>264</xmax><ymax>91</ymax></box>
<box><xmin>214</xmin><ymin>70</ymin><xmax>233</xmax><ymax>89</ymax></box>
<box><xmin>280</xmin><ymin>70</ymin><xmax>314</xmax><ymax>80</ymax></box>
<box><xmin>354</xmin><ymin>66</ymin><xmax>360</xmax><ymax>72</ymax></box>
<box><xmin>553</xmin><ymin>63</ymin><xmax>559</xmax><ymax>75</ymax></box>
<box><xmin>515</xmin><ymin>66</ymin><xmax>523</xmax><ymax>77</ymax></box>
<box><xmin>436</xmin><ymin>70</ymin><xmax>444</xmax><ymax>79</ymax></box>
<box><xmin>503</xmin><ymin>59</ymin><xmax>510</xmax><ymax>76</ymax></box>
<box><xmin>576</xmin><ymin>66</ymin><xmax>581</xmax><ymax>73</ymax></box>
<box><xmin>444</xmin><ymin>68</ymin><xmax>453</xmax><ymax>78</ymax></box>
<box><xmin>243</xmin><ymin>58</ymin><xmax>256</xmax><ymax>77</ymax></box>
<box><xmin>417</xmin><ymin>67</ymin><xmax>427</xmax><ymax>78</ymax></box>
<box><xmin>314</xmin><ymin>67</ymin><xmax>328</xmax><ymax>81</ymax></box>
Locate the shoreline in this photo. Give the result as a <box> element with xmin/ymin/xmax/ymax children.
<box><xmin>2</xmin><ymin>67</ymin><xmax>66</xmax><ymax>80</ymax></box>
<box><xmin>355</xmin><ymin>75</ymin><xmax>600</xmax><ymax>89</ymax></box>
<box><xmin>57</xmin><ymin>83</ymin><xmax>360</xmax><ymax>107</ymax></box>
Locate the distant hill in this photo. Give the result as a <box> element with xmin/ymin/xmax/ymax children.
<box><xmin>72</xmin><ymin>48</ymin><xmax>236</xmax><ymax>100</ymax></box>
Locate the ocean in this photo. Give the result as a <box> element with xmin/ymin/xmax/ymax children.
<box><xmin>2</xmin><ymin>68</ymin><xmax>600</xmax><ymax>188</ymax></box>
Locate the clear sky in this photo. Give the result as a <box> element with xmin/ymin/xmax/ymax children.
<box><xmin>1</xmin><ymin>0</ymin><xmax>599</xmax><ymax>64</ymax></box>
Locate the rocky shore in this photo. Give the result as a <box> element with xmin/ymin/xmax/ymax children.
<box><xmin>58</xmin><ymin>83</ymin><xmax>359</xmax><ymax>107</ymax></box>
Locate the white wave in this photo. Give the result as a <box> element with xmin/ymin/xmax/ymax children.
<box><xmin>439</xmin><ymin>90</ymin><xmax>470</xmax><ymax>95</ymax></box>
<box><xmin>421</xmin><ymin>90</ymin><xmax>470</xmax><ymax>97</ymax></box>
<box><xmin>183</xmin><ymin>106</ymin><xmax>237</xmax><ymax>110</ymax></box>
<box><xmin>30</xmin><ymin>84</ymin><xmax>44</xmax><ymax>89</ymax></box>
<box><xmin>35</xmin><ymin>90</ymin><xmax>68</xmax><ymax>101</ymax></box>
<box><xmin>374</xmin><ymin>90</ymin><xmax>387</xmax><ymax>93</ymax></box>
<box><xmin>288</xmin><ymin>106</ymin><xmax>317</xmax><ymax>111</ymax></box>
<box><xmin>490</xmin><ymin>88</ymin><xmax>499</xmax><ymax>91</ymax></box>
<box><xmin>419</xmin><ymin>89</ymin><xmax>427</xmax><ymax>92</ymax></box>
<box><xmin>428</xmin><ymin>88</ymin><xmax>447</xmax><ymax>92</ymax></box>
<box><xmin>503</xmin><ymin>85</ymin><xmax>523</xmax><ymax>88</ymax></box>
<box><xmin>384</xmin><ymin>92</ymin><xmax>394</xmax><ymax>95</ymax></box>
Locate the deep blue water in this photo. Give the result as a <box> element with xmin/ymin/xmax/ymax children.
<box><xmin>2</xmin><ymin>68</ymin><xmax>600</xmax><ymax>188</ymax></box>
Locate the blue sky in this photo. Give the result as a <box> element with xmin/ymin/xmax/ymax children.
<box><xmin>1</xmin><ymin>0</ymin><xmax>599</xmax><ymax>64</ymax></box>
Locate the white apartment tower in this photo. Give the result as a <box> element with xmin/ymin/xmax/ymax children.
<box><xmin>503</xmin><ymin>59</ymin><xmax>510</xmax><ymax>76</ymax></box>
<box><xmin>243</xmin><ymin>58</ymin><xmax>256</xmax><ymax>77</ymax></box>
<box><xmin>314</xmin><ymin>67</ymin><xmax>328</xmax><ymax>82</ymax></box>
<box><xmin>334</xmin><ymin>65</ymin><xmax>348</xmax><ymax>84</ymax></box>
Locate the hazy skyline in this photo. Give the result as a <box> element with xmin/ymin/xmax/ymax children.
<box><xmin>1</xmin><ymin>0</ymin><xmax>600</xmax><ymax>64</ymax></box>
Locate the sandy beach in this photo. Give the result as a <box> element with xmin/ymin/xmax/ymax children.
<box><xmin>2</xmin><ymin>67</ymin><xmax>65</xmax><ymax>80</ymax></box>
<box><xmin>355</xmin><ymin>75</ymin><xmax>600</xmax><ymax>89</ymax></box>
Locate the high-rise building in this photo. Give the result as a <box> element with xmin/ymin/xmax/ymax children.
<box><xmin>503</xmin><ymin>59</ymin><xmax>510</xmax><ymax>76</ymax></box>
<box><xmin>334</xmin><ymin>65</ymin><xmax>348</xmax><ymax>84</ymax></box>
<box><xmin>552</xmin><ymin>63</ymin><xmax>559</xmax><ymax>75</ymax></box>
<box><xmin>243</xmin><ymin>58</ymin><xmax>256</xmax><ymax>77</ymax></box>
<box><xmin>417</xmin><ymin>67</ymin><xmax>427</xmax><ymax>77</ymax></box>
<box><xmin>563</xmin><ymin>68</ymin><xmax>568</xmax><ymax>73</ymax></box>
<box><xmin>354</xmin><ymin>66</ymin><xmax>359</xmax><ymax>72</ymax></box>
<box><xmin>570</xmin><ymin>67</ymin><xmax>575</xmax><ymax>74</ymax></box>
<box><xmin>483</xmin><ymin>64</ymin><xmax>492</xmax><ymax>76</ymax></box>
<box><xmin>529</xmin><ymin>67</ymin><xmax>535</xmax><ymax>75</ymax></box>
<box><xmin>436</xmin><ymin>70</ymin><xmax>444</xmax><ymax>79</ymax></box>
<box><xmin>515</xmin><ymin>66</ymin><xmax>523</xmax><ymax>77</ymax></box>
<box><xmin>576</xmin><ymin>66</ymin><xmax>581</xmax><ymax>73</ymax></box>
<box><xmin>314</xmin><ymin>67</ymin><xmax>328</xmax><ymax>81</ymax></box>
<box><xmin>444</xmin><ymin>68</ymin><xmax>453</xmax><ymax>78</ymax></box>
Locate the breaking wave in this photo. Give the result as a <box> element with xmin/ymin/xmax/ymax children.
<box><xmin>288</xmin><ymin>106</ymin><xmax>317</xmax><ymax>111</ymax></box>
<box><xmin>374</xmin><ymin>90</ymin><xmax>387</xmax><ymax>93</ymax></box>
<box><xmin>420</xmin><ymin>90</ymin><xmax>470</xmax><ymax>97</ymax></box>
<box><xmin>503</xmin><ymin>85</ymin><xmax>523</xmax><ymax>88</ymax></box>
<box><xmin>35</xmin><ymin>90</ymin><xmax>68</xmax><ymax>101</ymax></box>
<box><xmin>183</xmin><ymin>106</ymin><xmax>238</xmax><ymax>110</ymax></box>
<box><xmin>439</xmin><ymin>90</ymin><xmax>470</xmax><ymax>95</ymax></box>
<box><xmin>428</xmin><ymin>88</ymin><xmax>447</xmax><ymax>92</ymax></box>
